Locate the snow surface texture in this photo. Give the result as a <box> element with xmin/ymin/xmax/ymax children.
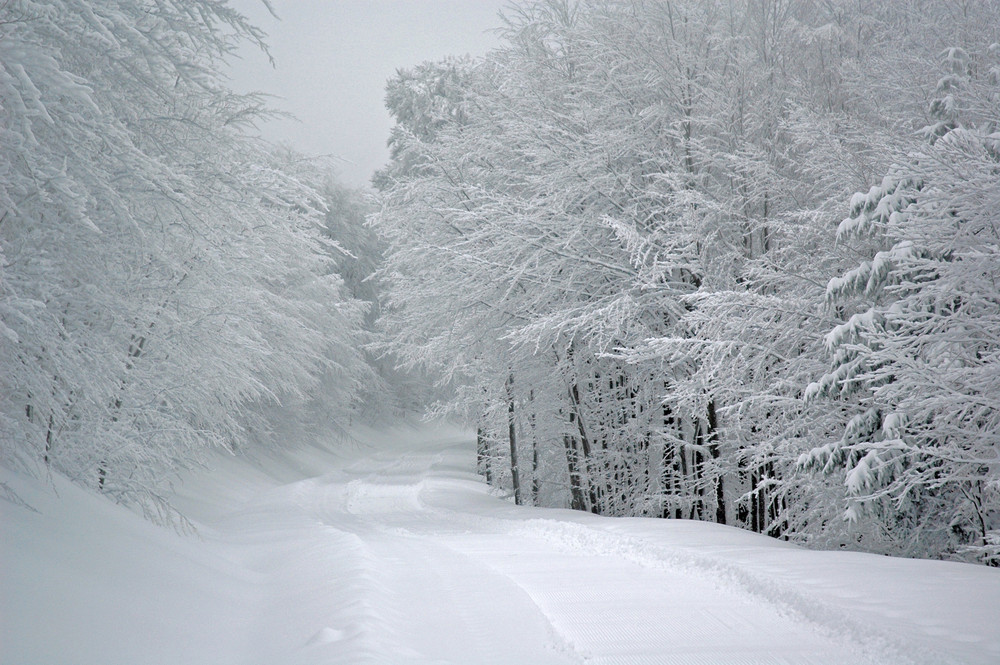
<box><xmin>3</xmin><ymin>424</ymin><xmax>999</xmax><ymax>664</ymax></box>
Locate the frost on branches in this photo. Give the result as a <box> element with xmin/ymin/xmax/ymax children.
<box><xmin>373</xmin><ymin>0</ymin><xmax>1000</xmax><ymax>565</ymax></box>
<box><xmin>0</xmin><ymin>1</ymin><xmax>371</xmax><ymax>522</ymax></box>
<box><xmin>803</xmin><ymin>45</ymin><xmax>1000</xmax><ymax>564</ymax></box>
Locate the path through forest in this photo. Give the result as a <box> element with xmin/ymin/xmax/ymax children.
<box><xmin>169</xmin><ymin>427</ymin><xmax>1000</xmax><ymax>665</ymax></box>
<box><xmin>5</xmin><ymin>426</ymin><xmax>999</xmax><ymax>665</ymax></box>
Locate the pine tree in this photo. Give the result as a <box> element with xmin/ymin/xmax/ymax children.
<box><xmin>802</xmin><ymin>42</ymin><xmax>1000</xmax><ymax>563</ymax></box>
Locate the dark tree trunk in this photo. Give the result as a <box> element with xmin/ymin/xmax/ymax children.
<box><xmin>661</xmin><ymin>443</ymin><xmax>675</xmax><ymax>519</ymax></box>
<box><xmin>28</xmin><ymin>398</ymin><xmax>57</xmax><ymax>466</ymax></box>
<box><xmin>706</xmin><ymin>400</ymin><xmax>726</xmax><ymax>525</ymax></box>
<box><xmin>568</xmin><ymin>382</ymin><xmax>600</xmax><ymax>514</ymax></box>
<box><xmin>751</xmin><ymin>468</ymin><xmax>765</xmax><ymax>533</ymax></box>
<box><xmin>764</xmin><ymin>460</ymin><xmax>786</xmax><ymax>538</ymax></box>
<box><xmin>678</xmin><ymin>440</ymin><xmax>692</xmax><ymax>519</ymax></box>
<box><xmin>562</xmin><ymin>435</ymin><xmax>587</xmax><ymax>511</ymax></box>
<box><xmin>690</xmin><ymin>447</ymin><xmax>705</xmax><ymax>521</ymax></box>
<box><xmin>507</xmin><ymin>373</ymin><xmax>523</xmax><ymax>506</ymax></box>
<box><xmin>529</xmin><ymin>390</ymin><xmax>540</xmax><ymax>505</ymax></box>
<box><xmin>661</xmin><ymin>402</ymin><xmax>680</xmax><ymax>519</ymax></box>
<box><xmin>737</xmin><ymin>473</ymin><xmax>750</xmax><ymax>528</ymax></box>
<box><xmin>45</xmin><ymin>413</ymin><xmax>54</xmax><ymax>466</ymax></box>
<box><xmin>476</xmin><ymin>426</ymin><xmax>491</xmax><ymax>483</ymax></box>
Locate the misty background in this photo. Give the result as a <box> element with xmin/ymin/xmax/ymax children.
<box><xmin>226</xmin><ymin>0</ymin><xmax>509</xmax><ymax>187</ymax></box>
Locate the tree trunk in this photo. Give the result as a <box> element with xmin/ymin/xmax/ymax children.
<box><xmin>476</xmin><ymin>426</ymin><xmax>491</xmax><ymax>483</ymax></box>
<box><xmin>737</xmin><ymin>470</ymin><xmax>750</xmax><ymax>528</ymax></box>
<box><xmin>679</xmin><ymin>439</ymin><xmax>691</xmax><ymax>518</ymax></box>
<box><xmin>45</xmin><ymin>413</ymin><xmax>54</xmax><ymax>466</ymax></box>
<box><xmin>507</xmin><ymin>373</ymin><xmax>523</xmax><ymax>506</ymax></box>
<box><xmin>662</xmin><ymin>443</ymin><xmax>676</xmax><ymax>519</ymax></box>
<box><xmin>706</xmin><ymin>400</ymin><xmax>726</xmax><ymax>525</ymax></box>
<box><xmin>27</xmin><ymin>399</ymin><xmax>57</xmax><ymax>466</ymax></box>
<box><xmin>691</xmin><ymin>447</ymin><xmax>705</xmax><ymax>521</ymax></box>
<box><xmin>662</xmin><ymin>402</ymin><xmax>679</xmax><ymax>519</ymax></box>
<box><xmin>529</xmin><ymin>390</ymin><xmax>540</xmax><ymax>505</ymax></box>
<box><xmin>562</xmin><ymin>435</ymin><xmax>587</xmax><ymax>511</ymax></box>
<box><xmin>532</xmin><ymin>443</ymin><xmax>540</xmax><ymax>505</ymax></box>
<box><xmin>752</xmin><ymin>468</ymin><xmax>764</xmax><ymax>533</ymax></box>
<box><xmin>765</xmin><ymin>461</ymin><xmax>781</xmax><ymax>537</ymax></box>
<box><xmin>568</xmin><ymin>382</ymin><xmax>600</xmax><ymax>514</ymax></box>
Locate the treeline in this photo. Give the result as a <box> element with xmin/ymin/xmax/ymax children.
<box><xmin>0</xmin><ymin>1</ymin><xmax>392</xmax><ymax>522</ymax></box>
<box><xmin>371</xmin><ymin>0</ymin><xmax>1000</xmax><ymax>564</ymax></box>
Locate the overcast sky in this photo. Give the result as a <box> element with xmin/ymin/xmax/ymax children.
<box><xmin>226</xmin><ymin>0</ymin><xmax>510</xmax><ymax>188</ymax></box>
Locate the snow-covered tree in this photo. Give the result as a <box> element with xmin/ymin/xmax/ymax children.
<box><xmin>372</xmin><ymin>0</ymin><xmax>1000</xmax><ymax>563</ymax></box>
<box><xmin>373</xmin><ymin>0</ymin><xmax>728</xmax><ymax>517</ymax></box>
<box><xmin>0</xmin><ymin>0</ymin><xmax>370</xmax><ymax>520</ymax></box>
<box><xmin>803</xmin><ymin>41</ymin><xmax>1000</xmax><ymax>563</ymax></box>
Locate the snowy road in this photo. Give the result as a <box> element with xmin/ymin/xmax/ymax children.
<box><xmin>5</xmin><ymin>426</ymin><xmax>1000</xmax><ymax>665</ymax></box>
<box><xmin>272</xmin><ymin>450</ymin><xmax>854</xmax><ymax>664</ymax></box>
<box><xmin>172</xmin><ymin>428</ymin><xmax>1000</xmax><ymax>665</ymax></box>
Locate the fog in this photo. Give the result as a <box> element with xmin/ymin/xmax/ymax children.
<box><xmin>226</xmin><ymin>0</ymin><xmax>509</xmax><ymax>187</ymax></box>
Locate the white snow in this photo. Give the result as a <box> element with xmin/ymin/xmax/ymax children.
<box><xmin>3</xmin><ymin>423</ymin><xmax>999</xmax><ymax>664</ymax></box>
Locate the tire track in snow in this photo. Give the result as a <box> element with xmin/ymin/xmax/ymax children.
<box><xmin>412</xmin><ymin>446</ymin><xmax>925</xmax><ymax>665</ymax></box>
<box><xmin>362</xmin><ymin>531</ymin><xmax>582</xmax><ymax>664</ymax></box>
<box><xmin>301</xmin><ymin>462</ymin><xmax>582</xmax><ymax>664</ymax></box>
<box><xmin>213</xmin><ymin>479</ymin><xmax>401</xmax><ymax>665</ymax></box>
<box><xmin>506</xmin><ymin>518</ymin><xmax>915</xmax><ymax>665</ymax></box>
<box><xmin>330</xmin><ymin>444</ymin><xmax>867</xmax><ymax>664</ymax></box>
<box><xmin>216</xmin><ymin>437</ymin><xmax>984</xmax><ymax>665</ymax></box>
<box><xmin>431</xmin><ymin>528</ymin><xmax>863</xmax><ymax>665</ymax></box>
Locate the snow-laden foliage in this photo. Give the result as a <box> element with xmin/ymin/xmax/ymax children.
<box><xmin>0</xmin><ymin>0</ymin><xmax>372</xmax><ymax>520</ymax></box>
<box><xmin>373</xmin><ymin>0</ymin><xmax>1000</xmax><ymax>563</ymax></box>
<box><xmin>803</xmin><ymin>44</ymin><xmax>1000</xmax><ymax>563</ymax></box>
